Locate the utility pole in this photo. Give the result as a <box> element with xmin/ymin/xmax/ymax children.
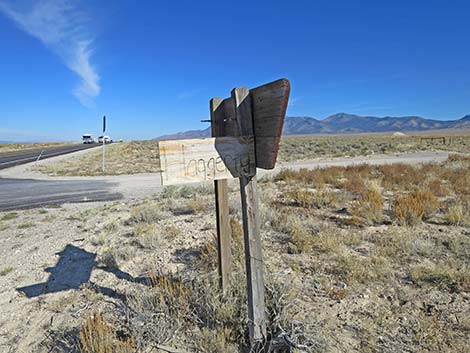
<box><xmin>102</xmin><ymin>115</ymin><xmax>106</xmax><ymax>175</ymax></box>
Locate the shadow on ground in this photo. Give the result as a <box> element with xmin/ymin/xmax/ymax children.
<box><xmin>17</xmin><ymin>244</ymin><xmax>152</xmax><ymax>300</ymax></box>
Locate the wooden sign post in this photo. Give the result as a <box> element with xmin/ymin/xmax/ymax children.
<box><xmin>158</xmin><ymin>78</ymin><xmax>290</xmax><ymax>345</ymax></box>
<box><xmin>210</xmin><ymin>98</ymin><xmax>232</xmax><ymax>291</ymax></box>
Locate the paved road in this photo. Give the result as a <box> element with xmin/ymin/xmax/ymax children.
<box><xmin>0</xmin><ymin>178</ymin><xmax>122</xmax><ymax>211</ymax></box>
<box><xmin>0</xmin><ymin>143</ymin><xmax>100</xmax><ymax>170</ymax></box>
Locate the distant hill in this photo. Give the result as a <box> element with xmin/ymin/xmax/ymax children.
<box><xmin>157</xmin><ymin>127</ymin><xmax>211</xmax><ymax>140</ymax></box>
<box><xmin>155</xmin><ymin>113</ymin><xmax>470</xmax><ymax>140</ymax></box>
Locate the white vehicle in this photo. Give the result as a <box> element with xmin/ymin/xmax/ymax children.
<box><xmin>82</xmin><ymin>134</ymin><xmax>95</xmax><ymax>144</ymax></box>
<box><xmin>98</xmin><ymin>135</ymin><xmax>112</xmax><ymax>144</ymax></box>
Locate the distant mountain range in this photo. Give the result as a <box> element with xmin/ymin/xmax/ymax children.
<box><xmin>155</xmin><ymin>113</ymin><xmax>470</xmax><ymax>140</ymax></box>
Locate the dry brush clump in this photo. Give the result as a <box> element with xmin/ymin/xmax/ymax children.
<box><xmin>285</xmin><ymin>187</ymin><xmax>339</xmax><ymax>209</ymax></box>
<box><xmin>445</xmin><ymin>198</ymin><xmax>470</xmax><ymax>226</ymax></box>
<box><xmin>410</xmin><ymin>261</ymin><xmax>470</xmax><ymax>292</ymax></box>
<box><xmin>350</xmin><ymin>186</ymin><xmax>384</xmax><ymax>225</ymax></box>
<box><xmin>380</xmin><ymin>163</ymin><xmax>426</xmax><ymax>191</ymax></box>
<box><xmin>127</xmin><ymin>202</ymin><xmax>165</xmax><ymax>224</ymax></box>
<box><xmin>392</xmin><ymin>190</ymin><xmax>439</xmax><ymax>226</ymax></box>
<box><xmin>79</xmin><ymin>311</ymin><xmax>134</xmax><ymax>353</ymax></box>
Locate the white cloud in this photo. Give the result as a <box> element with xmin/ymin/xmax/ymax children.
<box><xmin>0</xmin><ymin>0</ymin><xmax>100</xmax><ymax>106</ymax></box>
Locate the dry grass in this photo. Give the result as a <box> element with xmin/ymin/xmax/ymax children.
<box><xmin>392</xmin><ymin>190</ymin><xmax>439</xmax><ymax>226</ymax></box>
<box><xmin>127</xmin><ymin>202</ymin><xmax>164</xmax><ymax>224</ymax></box>
<box><xmin>0</xmin><ymin>142</ymin><xmax>72</xmax><ymax>153</ymax></box>
<box><xmin>79</xmin><ymin>311</ymin><xmax>134</xmax><ymax>353</ymax></box>
<box><xmin>411</xmin><ymin>261</ymin><xmax>470</xmax><ymax>292</ymax></box>
<box><xmin>1</xmin><ymin>212</ymin><xmax>18</xmax><ymax>221</ymax></box>
<box><xmin>0</xmin><ymin>266</ymin><xmax>14</xmax><ymax>276</ymax></box>
<box><xmin>445</xmin><ymin>204</ymin><xmax>468</xmax><ymax>226</ymax></box>
<box><xmin>350</xmin><ymin>186</ymin><xmax>384</xmax><ymax>225</ymax></box>
<box><xmin>34</xmin><ymin>141</ymin><xmax>161</xmax><ymax>176</ymax></box>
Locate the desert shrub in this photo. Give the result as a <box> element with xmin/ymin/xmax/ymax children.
<box><xmin>1</xmin><ymin>212</ymin><xmax>18</xmax><ymax>221</ymax></box>
<box><xmin>313</xmin><ymin>187</ymin><xmax>339</xmax><ymax>208</ymax></box>
<box><xmin>127</xmin><ymin>271</ymin><xmax>248</xmax><ymax>348</ymax></box>
<box><xmin>185</xmin><ymin>198</ymin><xmax>209</xmax><ymax>213</ymax></box>
<box><xmin>128</xmin><ymin>202</ymin><xmax>163</xmax><ymax>224</ymax></box>
<box><xmin>426</xmin><ymin>178</ymin><xmax>448</xmax><ymax>197</ymax></box>
<box><xmin>161</xmin><ymin>185</ymin><xmax>196</xmax><ymax>199</ymax></box>
<box><xmin>286</xmin><ymin>189</ymin><xmax>314</xmax><ymax>208</ymax></box>
<box><xmin>329</xmin><ymin>254</ymin><xmax>392</xmax><ymax>285</ymax></box>
<box><xmin>198</xmin><ymin>236</ymin><xmax>219</xmax><ymax>271</ymax></box>
<box><xmin>170</xmin><ymin>197</ymin><xmax>209</xmax><ymax>215</ymax></box>
<box><xmin>392</xmin><ymin>190</ymin><xmax>439</xmax><ymax>226</ymax></box>
<box><xmin>350</xmin><ymin>187</ymin><xmax>384</xmax><ymax>225</ymax></box>
<box><xmin>275</xmin><ymin>167</ymin><xmax>343</xmax><ymax>187</ymax></box>
<box><xmin>135</xmin><ymin>224</ymin><xmax>165</xmax><ymax>249</ymax></box>
<box><xmin>380</xmin><ymin>164</ymin><xmax>426</xmax><ymax>190</ymax></box>
<box><xmin>447</xmin><ymin>154</ymin><xmax>470</xmax><ymax>162</ymax></box>
<box><xmin>342</xmin><ymin>173</ymin><xmax>366</xmax><ymax>194</ymax></box>
<box><xmin>0</xmin><ymin>267</ymin><xmax>14</xmax><ymax>276</ymax></box>
<box><xmin>449</xmin><ymin>170</ymin><xmax>470</xmax><ymax>195</ymax></box>
<box><xmin>445</xmin><ymin>202</ymin><xmax>470</xmax><ymax>226</ymax></box>
<box><xmin>126</xmin><ymin>275</ymin><xmax>190</xmax><ymax>351</ymax></box>
<box><xmin>230</xmin><ymin>216</ymin><xmax>244</xmax><ymax>240</ymax></box>
<box><xmin>264</xmin><ymin>280</ymin><xmax>322</xmax><ymax>351</ymax></box>
<box><xmin>80</xmin><ymin>311</ymin><xmax>134</xmax><ymax>353</ymax></box>
<box><xmin>274</xmin><ymin>169</ymin><xmax>301</xmax><ymax>183</ymax></box>
<box><xmin>310</xmin><ymin>226</ymin><xmax>349</xmax><ymax>254</ymax></box>
<box><xmin>192</xmin><ymin>327</ymin><xmax>238</xmax><ymax>353</ymax></box>
<box><xmin>164</xmin><ymin>225</ymin><xmax>180</xmax><ymax>237</ymax></box>
<box><xmin>287</xmin><ymin>216</ymin><xmax>314</xmax><ymax>253</ymax></box>
<box><xmin>286</xmin><ymin>187</ymin><xmax>338</xmax><ymax>209</ymax></box>
<box><xmin>410</xmin><ymin>261</ymin><xmax>470</xmax><ymax>292</ymax></box>
<box><xmin>198</xmin><ymin>217</ymin><xmax>244</xmax><ymax>271</ymax></box>
<box><xmin>17</xmin><ymin>222</ymin><xmax>35</xmax><ymax>229</ymax></box>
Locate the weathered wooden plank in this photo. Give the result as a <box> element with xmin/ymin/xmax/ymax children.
<box><xmin>210</xmin><ymin>98</ymin><xmax>232</xmax><ymax>291</ymax></box>
<box><xmin>222</xmin><ymin>97</ymin><xmax>239</xmax><ymax>137</ymax></box>
<box><xmin>220</xmin><ymin>79</ymin><xmax>290</xmax><ymax>169</ymax></box>
<box><xmin>232</xmin><ymin>87</ymin><xmax>267</xmax><ymax>343</ymax></box>
<box><xmin>250</xmin><ymin>78</ymin><xmax>290</xmax><ymax>169</ymax></box>
<box><xmin>158</xmin><ymin>136</ymin><xmax>255</xmax><ymax>185</ymax></box>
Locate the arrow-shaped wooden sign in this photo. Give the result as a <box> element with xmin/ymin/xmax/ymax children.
<box><xmin>158</xmin><ymin>78</ymin><xmax>290</xmax><ymax>185</ymax></box>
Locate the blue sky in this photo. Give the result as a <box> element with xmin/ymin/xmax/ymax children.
<box><xmin>0</xmin><ymin>0</ymin><xmax>469</xmax><ymax>141</ymax></box>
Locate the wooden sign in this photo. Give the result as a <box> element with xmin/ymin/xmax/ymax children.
<box><xmin>216</xmin><ymin>78</ymin><xmax>290</xmax><ymax>169</ymax></box>
<box><xmin>251</xmin><ymin>78</ymin><xmax>290</xmax><ymax>169</ymax></box>
<box><xmin>159</xmin><ymin>136</ymin><xmax>255</xmax><ymax>185</ymax></box>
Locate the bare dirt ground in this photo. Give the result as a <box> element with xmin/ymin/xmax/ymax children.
<box><xmin>0</xmin><ymin>155</ymin><xmax>469</xmax><ymax>352</ymax></box>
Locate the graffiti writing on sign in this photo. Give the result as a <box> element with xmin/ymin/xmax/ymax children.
<box><xmin>158</xmin><ymin>137</ymin><xmax>255</xmax><ymax>185</ymax></box>
<box><xmin>183</xmin><ymin>147</ymin><xmax>252</xmax><ymax>180</ymax></box>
